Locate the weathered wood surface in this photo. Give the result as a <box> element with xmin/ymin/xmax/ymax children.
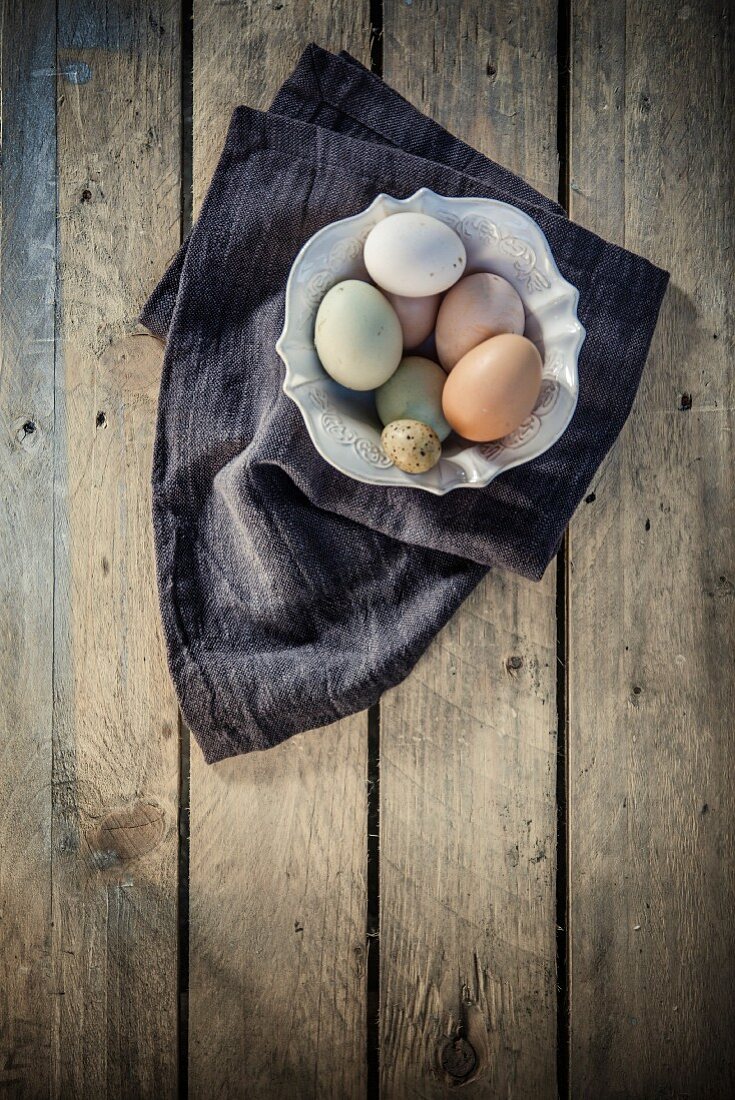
<box><xmin>380</xmin><ymin>3</ymin><xmax>559</xmax><ymax>1096</ymax></box>
<box><xmin>187</xmin><ymin>5</ymin><xmax>372</xmax><ymax>1098</ymax></box>
<box><xmin>568</xmin><ymin>0</ymin><xmax>735</xmax><ymax>1096</ymax></box>
<box><xmin>0</xmin><ymin>2</ymin><xmax>56</xmax><ymax>1095</ymax></box>
<box><xmin>2</xmin><ymin>1</ymin><xmax>735</xmax><ymax>1097</ymax></box>
<box><xmin>51</xmin><ymin>1</ymin><xmax>181</xmax><ymax>1095</ymax></box>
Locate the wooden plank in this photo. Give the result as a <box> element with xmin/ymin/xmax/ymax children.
<box><xmin>52</xmin><ymin>2</ymin><xmax>181</xmax><ymax>1095</ymax></box>
<box><xmin>188</xmin><ymin>6</ymin><xmax>372</xmax><ymax>1097</ymax></box>
<box><xmin>0</xmin><ymin>2</ymin><xmax>56</xmax><ymax>1094</ymax></box>
<box><xmin>568</xmin><ymin>0</ymin><xmax>735</xmax><ymax>1095</ymax></box>
<box><xmin>380</xmin><ymin>3</ymin><xmax>560</xmax><ymax>1095</ymax></box>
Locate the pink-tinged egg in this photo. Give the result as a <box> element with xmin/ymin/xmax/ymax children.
<box><xmin>384</xmin><ymin>292</ymin><xmax>441</xmax><ymax>350</ymax></box>
<box><xmin>435</xmin><ymin>272</ymin><xmax>526</xmax><ymax>371</ymax></box>
<box><xmin>441</xmin><ymin>333</ymin><xmax>543</xmax><ymax>442</ymax></box>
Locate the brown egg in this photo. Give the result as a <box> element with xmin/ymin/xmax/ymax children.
<box><xmin>441</xmin><ymin>334</ymin><xmax>543</xmax><ymax>442</ymax></box>
<box><xmin>435</xmin><ymin>272</ymin><xmax>526</xmax><ymax>371</ymax></box>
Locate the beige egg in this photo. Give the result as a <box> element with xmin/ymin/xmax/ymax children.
<box><xmin>381</xmin><ymin>419</ymin><xmax>442</xmax><ymax>473</ymax></box>
<box><xmin>442</xmin><ymin>334</ymin><xmax>543</xmax><ymax>442</ymax></box>
<box><xmin>384</xmin><ymin>292</ymin><xmax>441</xmax><ymax>350</ymax></box>
<box><xmin>435</xmin><ymin>272</ymin><xmax>526</xmax><ymax>371</ymax></box>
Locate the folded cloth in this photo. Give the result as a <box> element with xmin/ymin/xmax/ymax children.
<box><xmin>142</xmin><ymin>45</ymin><xmax>669</xmax><ymax>763</ymax></box>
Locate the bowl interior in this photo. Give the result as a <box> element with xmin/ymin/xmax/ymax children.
<box><xmin>278</xmin><ymin>189</ymin><xmax>584</xmax><ymax>493</ymax></box>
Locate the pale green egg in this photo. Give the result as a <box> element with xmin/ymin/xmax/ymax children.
<box><xmin>314</xmin><ymin>279</ymin><xmax>402</xmax><ymax>391</ymax></box>
<box><xmin>375</xmin><ymin>356</ymin><xmax>451</xmax><ymax>441</ymax></box>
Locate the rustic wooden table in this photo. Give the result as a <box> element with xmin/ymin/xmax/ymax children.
<box><xmin>1</xmin><ymin>1</ymin><xmax>733</xmax><ymax>1097</ymax></box>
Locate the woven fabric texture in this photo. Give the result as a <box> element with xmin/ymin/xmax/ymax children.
<box><xmin>141</xmin><ymin>45</ymin><xmax>669</xmax><ymax>763</ymax></box>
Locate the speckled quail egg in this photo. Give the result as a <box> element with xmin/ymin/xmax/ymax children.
<box><xmin>380</xmin><ymin>419</ymin><xmax>442</xmax><ymax>473</ymax></box>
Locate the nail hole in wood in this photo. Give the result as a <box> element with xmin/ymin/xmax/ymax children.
<box><xmin>14</xmin><ymin>417</ymin><xmax>41</xmax><ymax>452</ymax></box>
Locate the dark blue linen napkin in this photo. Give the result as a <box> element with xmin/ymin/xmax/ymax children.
<box><xmin>142</xmin><ymin>45</ymin><xmax>669</xmax><ymax>763</ymax></box>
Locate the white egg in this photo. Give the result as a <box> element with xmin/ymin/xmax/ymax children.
<box><xmin>364</xmin><ymin>213</ymin><xmax>467</xmax><ymax>297</ymax></box>
<box><xmin>384</xmin><ymin>292</ymin><xmax>441</xmax><ymax>350</ymax></box>
<box><xmin>314</xmin><ymin>280</ymin><xmax>402</xmax><ymax>391</ymax></box>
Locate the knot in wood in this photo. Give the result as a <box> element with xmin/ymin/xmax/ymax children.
<box><xmin>13</xmin><ymin>416</ymin><xmax>42</xmax><ymax>454</ymax></box>
<box><xmin>436</xmin><ymin>997</ymin><xmax>490</xmax><ymax>1086</ymax></box>
<box><xmin>87</xmin><ymin>800</ymin><xmax>165</xmax><ymax>868</ymax></box>
<box><xmin>440</xmin><ymin>1037</ymin><xmax>477</xmax><ymax>1079</ymax></box>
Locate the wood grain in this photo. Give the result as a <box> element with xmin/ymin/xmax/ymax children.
<box><xmin>52</xmin><ymin>2</ymin><xmax>181</xmax><ymax>1095</ymax></box>
<box><xmin>4</xmin><ymin>2</ymin><xmax>732</xmax><ymax>1095</ymax></box>
<box><xmin>380</xmin><ymin>2</ymin><xmax>560</xmax><ymax>1095</ymax></box>
<box><xmin>188</xmin><ymin>5</ymin><xmax>372</xmax><ymax>1097</ymax></box>
<box><xmin>568</xmin><ymin>1</ymin><xmax>735</xmax><ymax>1095</ymax></box>
<box><xmin>0</xmin><ymin>2</ymin><xmax>56</xmax><ymax>1094</ymax></box>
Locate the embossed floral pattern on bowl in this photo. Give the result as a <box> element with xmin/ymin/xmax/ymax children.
<box><xmin>276</xmin><ymin>188</ymin><xmax>585</xmax><ymax>494</ymax></box>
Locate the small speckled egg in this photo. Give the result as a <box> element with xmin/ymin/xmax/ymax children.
<box><xmin>364</xmin><ymin>213</ymin><xmax>467</xmax><ymax>297</ymax></box>
<box><xmin>435</xmin><ymin>272</ymin><xmax>526</xmax><ymax>371</ymax></box>
<box><xmin>442</xmin><ymin>333</ymin><xmax>543</xmax><ymax>442</ymax></box>
<box><xmin>314</xmin><ymin>279</ymin><xmax>402</xmax><ymax>390</ymax></box>
<box><xmin>381</xmin><ymin>419</ymin><xmax>442</xmax><ymax>473</ymax></box>
<box><xmin>375</xmin><ymin>356</ymin><xmax>451</xmax><ymax>441</ymax></box>
<box><xmin>384</xmin><ymin>292</ymin><xmax>441</xmax><ymax>350</ymax></box>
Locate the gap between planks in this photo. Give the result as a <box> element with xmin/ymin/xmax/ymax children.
<box><xmin>178</xmin><ymin>2</ymin><xmax>194</xmax><ymax>1099</ymax></box>
<box><xmin>555</xmin><ymin>0</ymin><xmax>572</xmax><ymax>1094</ymax></box>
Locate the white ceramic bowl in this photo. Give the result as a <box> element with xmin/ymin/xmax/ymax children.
<box><xmin>276</xmin><ymin>188</ymin><xmax>585</xmax><ymax>494</ymax></box>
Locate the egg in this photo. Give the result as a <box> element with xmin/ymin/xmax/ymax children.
<box><xmin>384</xmin><ymin>291</ymin><xmax>441</xmax><ymax>349</ymax></box>
<box><xmin>314</xmin><ymin>279</ymin><xmax>402</xmax><ymax>390</ymax></box>
<box><xmin>442</xmin><ymin>333</ymin><xmax>543</xmax><ymax>442</ymax></box>
<box><xmin>381</xmin><ymin>419</ymin><xmax>442</xmax><ymax>473</ymax></box>
<box><xmin>364</xmin><ymin>213</ymin><xmax>467</xmax><ymax>297</ymax></box>
<box><xmin>375</xmin><ymin>356</ymin><xmax>451</xmax><ymax>441</ymax></box>
<box><xmin>435</xmin><ymin>272</ymin><xmax>526</xmax><ymax>371</ymax></box>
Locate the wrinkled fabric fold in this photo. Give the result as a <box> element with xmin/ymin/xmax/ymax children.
<box><xmin>142</xmin><ymin>44</ymin><xmax>669</xmax><ymax>763</ymax></box>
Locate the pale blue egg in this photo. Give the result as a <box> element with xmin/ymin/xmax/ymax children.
<box><xmin>314</xmin><ymin>280</ymin><xmax>402</xmax><ymax>390</ymax></box>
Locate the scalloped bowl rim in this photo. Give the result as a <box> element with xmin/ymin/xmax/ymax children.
<box><xmin>276</xmin><ymin>187</ymin><xmax>585</xmax><ymax>494</ymax></box>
